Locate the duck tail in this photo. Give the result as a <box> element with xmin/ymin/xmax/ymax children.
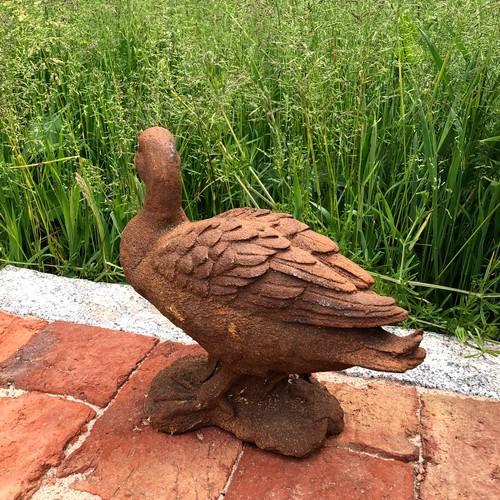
<box><xmin>329</xmin><ymin>327</ymin><xmax>426</xmax><ymax>373</ymax></box>
<box><xmin>355</xmin><ymin>327</ymin><xmax>426</xmax><ymax>372</ymax></box>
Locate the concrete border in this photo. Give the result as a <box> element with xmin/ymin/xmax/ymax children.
<box><xmin>0</xmin><ymin>265</ymin><xmax>498</xmax><ymax>398</ymax></box>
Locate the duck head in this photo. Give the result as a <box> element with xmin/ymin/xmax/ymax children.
<box><xmin>136</xmin><ymin>127</ymin><xmax>180</xmax><ymax>184</ymax></box>
<box><xmin>135</xmin><ymin>127</ymin><xmax>185</xmax><ymax>226</ymax></box>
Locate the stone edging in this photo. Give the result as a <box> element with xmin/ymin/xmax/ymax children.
<box><xmin>0</xmin><ymin>265</ymin><xmax>498</xmax><ymax>399</ymax></box>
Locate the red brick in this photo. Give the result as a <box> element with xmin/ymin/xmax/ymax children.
<box><xmin>0</xmin><ymin>392</ymin><xmax>95</xmax><ymax>500</ymax></box>
<box><xmin>0</xmin><ymin>311</ymin><xmax>47</xmax><ymax>363</ymax></box>
<box><xmin>226</xmin><ymin>446</ymin><xmax>414</xmax><ymax>500</ymax></box>
<box><xmin>319</xmin><ymin>373</ymin><xmax>419</xmax><ymax>461</ymax></box>
<box><xmin>0</xmin><ymin>321</ymin><xmax>156</xmax><ymax>406</ymax></box>
<box><xmin>420</xmin><ymin>391</ymin><xmax>500</xmax><ymax>500</ymax></box>
<box><xmin>0</xmin><ymin>310</ymin><xmax>15</xmax><ymax>331</ymax></box>
<box><xmin>58</xmin><ymin>342</ymin><xmax>242</xmax><ymax>500</ymax></box>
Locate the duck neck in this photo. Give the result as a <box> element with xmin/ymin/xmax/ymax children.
<box><xmin>120</xmin><ymin>179</ymin><xmax>186</xmax><ymax>280</ymax></box>
<box><xmin>142</xmin><ymin>179</ymin><xmax>185</xmax><ymax>227</ymax></box>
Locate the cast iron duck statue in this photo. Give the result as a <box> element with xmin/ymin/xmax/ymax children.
<box><xmin>121</xmin><ymin>127</ymin><xmax>426</xmax><ymax>457</ymax></box>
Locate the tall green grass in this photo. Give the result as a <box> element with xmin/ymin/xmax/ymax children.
<box><xmin>0</xmin><ymin>0</ymin><xmax>499</xmax><ymax>344</ymax></box>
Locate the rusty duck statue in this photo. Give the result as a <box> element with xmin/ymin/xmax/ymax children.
<box><xmin>121</xmin><ymin>127</ymin><xmax>426</xmax><ymax>457</ymax></box>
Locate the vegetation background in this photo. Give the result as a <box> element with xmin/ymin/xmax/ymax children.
<box><xmin>0</xmin><ymin>0</ymin><xmax>498</xmax><ymax>346</ymax></box>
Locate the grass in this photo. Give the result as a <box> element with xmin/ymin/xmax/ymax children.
<box><xmin>0</xmin><ymin>0</ymin><xmax>499</xmax><ymax>346</ymax></box>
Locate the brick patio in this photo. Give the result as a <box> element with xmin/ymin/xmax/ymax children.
<box><xmin>0</xmin><ymin>311</ymin><xmax>498</xmax><ymax>500</ymax></box>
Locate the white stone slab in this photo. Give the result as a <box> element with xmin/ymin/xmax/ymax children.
<box><xmin>0</xmin><ymin>265</ymin><xmax>189</xmax><ymax>342</ymax></box>
<box><xmin>0</xmin><ymin>265</ymin><xmax>498</xmax><ymax>398</ymax></box>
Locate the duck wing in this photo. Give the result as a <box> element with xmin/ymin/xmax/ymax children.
<box><xmin>219</xmin><ymin>208</ymin><xmax>374</xmax><ymax>290</ymax></box>
<box><xmin>153</xmin><ymin>212</ymin><xmax>407</xmax><ymax>328</ymax></box>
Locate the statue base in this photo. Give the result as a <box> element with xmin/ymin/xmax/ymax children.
<box><xmin>144</xmin><ymin>356</ymin><xmax>344</xmax><ymax>457</ymax></box>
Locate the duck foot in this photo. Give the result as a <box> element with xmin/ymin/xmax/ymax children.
<box><xmin>145</xmin><ymin>355</ymin><xmax>344</xmax><ymax>457</ymax></box>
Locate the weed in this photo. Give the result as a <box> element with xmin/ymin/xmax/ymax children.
<box><xmin>0</xmin><ymin>0</ymin><xmax>498</xmax><ymax>345</ymax></box>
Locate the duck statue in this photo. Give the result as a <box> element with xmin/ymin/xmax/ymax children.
<box><xmin>120</xmin><ymin>127</ymin><xmax>426</xmax><ymax>457</ymax></box>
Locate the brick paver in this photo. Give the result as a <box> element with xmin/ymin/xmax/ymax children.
<box><xmin>0</xmin><ymin>321</ymin><xmax>156</xmax><ymax>406</ymax></box>
<box><xmin>323</xmin><ymin>375</ymin><xmax>419</xmax><ymax>461</ymax></box>
<box><xmin>225</xmin><ymin>446</ymin><xmax>414</xmax><ymax>500</ymax></box>
<box><xmin>0</xmin><ymin>311</ymin><xmax>47</xmax><ymax>363</ymax></box>
<box><xmin>420</xmin><ymin>391</ymin><xmax>500</xmax><ymax>499</ymax></box>
<box><xmin>58</xmin><ymin>342</ymin><xmax>242</xmax><ymax>500</ymax></box>
<box><xmin>0</xmin><ymin>392</ymin><xmax>95</xmax><ymax>500</ymax></box>
<box><xmin>1</xmin><ymin>311</ymin><xmax>499</xmax><ymax>500</ymax></box>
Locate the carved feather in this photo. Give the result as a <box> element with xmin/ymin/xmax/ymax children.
<box><xmin>153</xmin><ymin>210</ymin><xmax>407</xmax><ymax>329</ymax></box>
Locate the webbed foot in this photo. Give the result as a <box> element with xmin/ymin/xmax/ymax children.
<box><xmin>145</xmin><ymin>356</ymin><xmax>236</xmax><ymax>432</ymax></box>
